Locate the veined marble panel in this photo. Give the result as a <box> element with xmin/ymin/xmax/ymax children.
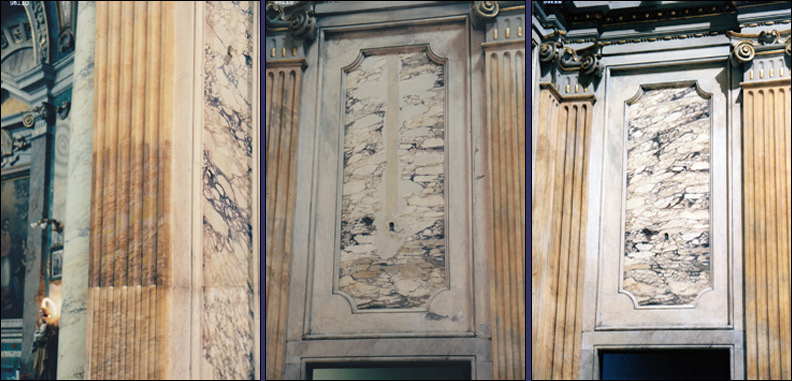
<box><xmin>202</xmin><ymin>1</ymin><xmax>254</xmax><ymax>379</ymax></box>
<box><xmin>623</xmin><ymin>85</ymin><xmax>711</xmax><ymax>307</ymax></box>
<box><xmin>338</xmin><ymin>49</ymin><xmax>447</xmax><ymax>310</ymax></box>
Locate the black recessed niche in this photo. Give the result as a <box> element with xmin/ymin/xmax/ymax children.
<box><xmin>599</xmin><ymin>348</ymin><xmax>730</xmax><ymax>380</ymax></box>
<box><xmin>307</xmin><ymin>360</ymin><xmax>471</xmax><ymax>380</ymax></box>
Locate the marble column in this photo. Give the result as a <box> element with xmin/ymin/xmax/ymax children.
<box><xmin>738</xmin><ymin>50</ymin><xmax>791</xmax><ymax>379</ymax></box>
<box><xmin>58</xmin><ymin>2</ymin><xmax>96</xmax><ymax>379</ymax></box>
<box><xmin>530</xmin><ymin>84</ymin><xmax>594</xmax><ymax>380</ymax></box>
<box><xmin>482</xmin><ymin>13</ymin><xmax>527</xmax><ymax>380</ymax></box>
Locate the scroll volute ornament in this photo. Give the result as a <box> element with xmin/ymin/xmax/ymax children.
<box><xmin>265</xmin><ymin>1</ymin><xmax>316</xmax><ymax>40</ymax></box>
<box><xmin>734</xmin><ymin>40</ymin><xmax>756</xmax><ymax>63</ymax></box>
<box><xmin>539</xmin><ymin>42</ymin><xmax>559</xmax><ymax>63</ymax></box>
<box><xmin>580</xmin><ymin>53</ymin><xmax>603</xmax><ymax>76</ymax></box>
<box><xmin>22</xmin><ymin>102</ymin><xmax>55</xmax><ymax>127</ymax></box>
<box><xmin>729</xmin><ymin>29</ymin><xmax>791</xmax><ymax>63</ymax></box>
<box><xmin>470</xmin><ymin>1</ymin><xmax>499</xmax><ymax>29</ymax></box>
<box><xmin>539</xmin><ymin>39</ymin><xmax>604</xmax><ymax>78</ymax></box>
<box><xmin>288</xmin><ymin>8</ymin><xmax>316</xmax><ymax>40</ymax></box>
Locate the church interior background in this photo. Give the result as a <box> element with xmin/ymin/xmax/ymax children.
<box><xmin>2</xmin><ymin>1</ymin><xmax>261</xmax><ymax>380</ymax></box>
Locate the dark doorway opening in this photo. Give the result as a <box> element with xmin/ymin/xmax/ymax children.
<box><xmin>599</xmin><ymin>348</ymin><xmax>730</xmax><ymax>380</ymax></box>
<box><xmin>306</xmin><ymin>360</ymin><xmax>471</xmax><ymax>380</ymax></box>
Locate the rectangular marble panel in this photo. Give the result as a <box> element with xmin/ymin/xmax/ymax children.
<box><xmin>623</xmin><ymin>86</ymin><xmax>711</xmax><ymax>306</ymax></box>
<box><xmin>339</xmin><ymin>49</ymin><xmax>446</xmax><ymax>310</ymax></box>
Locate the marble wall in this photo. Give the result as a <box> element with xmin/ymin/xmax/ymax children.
<box><xmin>338</xmin><ymin>49</ymin><xmax>446</xmax><ymax>310</ymax></box>
<box><xmin>201</xmin><ymin>1</ymin><xmax>255</xmax><ymax>379</ymax></box>
<box><xmin>623</xmin><ymin>86</ymin><xmax>711</xmax><ymax>306</ymax></box>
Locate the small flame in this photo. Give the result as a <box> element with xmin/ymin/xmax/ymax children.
<box><xmin>41</xmin><ymin>297</ymin><xmax>57</xmax><ymax>317</ymax></box>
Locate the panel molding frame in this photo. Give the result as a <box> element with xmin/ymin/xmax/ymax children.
<box><xmin>595</xmin><ymin>62</ymin><xmax>733</xmax><ymax>330</ymax></box>
<box><xmin>302</xmin><ymin>15</ymin><xmax>475</xmax><ymax>339</ymax></box>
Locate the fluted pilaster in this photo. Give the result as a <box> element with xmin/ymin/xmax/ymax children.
<box><xmin>742</xmin><ymin>78</ymin><xmax>791</xmax><ymax>381</ymax></box>
<box><xmin>531</xmin><ymin>83</ymin><xmax>594</xmax><ymax>380</ymax></box>
<box><xmin>87</xmin><ymin>2</ymin><xmax>175</xmax><ymax>379</ymax></box>
<box><xmin>484</xmin><ymin>43</ymin><xmax>527</xmax><ymax>380</ymax></box>
<box><xmin>264</xmin><ymin>58</ymin><xmax>304</xmax><ymax>381</ymax></box>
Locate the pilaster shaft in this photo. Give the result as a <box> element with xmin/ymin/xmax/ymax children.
<box><xmin>87</xmin><ymin>2</ymin><xmax>176</xmax><ymax>379</ymax></box>
<box><xmin>483</xmin><ymin>38</ymin><xmax>527</xmax><ymax>381</ymax></box>
<box><xmin>733</xmin><ymin>29</ymin><xmax>792</xmax><ymax>381</ymax></box>
<box><xmin>531</xmin><ymin>83</ymin><xmax>593</xmax><ymax>380</ymax></box>
<box><xmin>742</xmin><ymin>79</ymin><xmax>791</xmax><ymax>381</ymax></box>
<box><xmin>264</xmin><ymin>60</ymin><xmax>304</xmax><ymax>381</ymax></box>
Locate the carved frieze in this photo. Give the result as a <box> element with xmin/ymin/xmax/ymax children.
<box><xmin>558</xmin><ymin>2</ymin><xmax>737</xmax><ymax>27</ymax></box>
<box><xmin>23</xmin><ymin>1</ymin><xmax>50</xmax><ymax>64</ymax></box>
<box><xmin>1</xmin><ymin>130</ymin><xmax>31</xmax><ymax>168</ymax></box>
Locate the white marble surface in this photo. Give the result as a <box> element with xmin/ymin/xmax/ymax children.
<box><xmin>338</xmin><ymin>50</ymin><xmax>446</xmax><ymax>310</ymax></box>
<box><xmin>623</xmin><ymin>86</ymin><xmax>711</xmax><ymax>306</ymax></box>
<box><xmin>57</xmin><ymin>2</ymin><xmax>95</xmax><ymax>379</ymax></box>
<box><xmin>201</xmin><ymin>1</ymin><xmax>255</xmax><ymax>379</ymax></box>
